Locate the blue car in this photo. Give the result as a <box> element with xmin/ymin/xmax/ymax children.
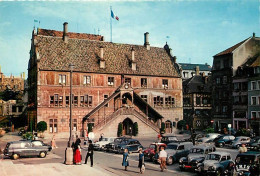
<box><xmin>115</xmin><ymin>139</ymin><xmax>143</xmax><ymax>154</ymax></box>
<box><xmin>215</xmin><ymin>135</ymin><xmax>235</xmax><ymax>147</ymax></box>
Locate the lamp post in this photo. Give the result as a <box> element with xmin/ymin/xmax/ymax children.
<box><xmin>65</xmin><ymin>64</ymin><xmax>74</xmax><ymax>165</ymax></box>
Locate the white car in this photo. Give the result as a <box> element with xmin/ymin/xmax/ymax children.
<box><xmin>197</xmin><ymin>133</ymin><xmax>221</xmax><ymax>144</ymax></box>
<box><xmin>93</xmin><ymin>137</ymin><xmax>116</xmax><ymax>150</ymax></box>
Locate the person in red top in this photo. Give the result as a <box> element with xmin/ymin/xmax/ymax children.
<box><xmin>157</xmin><ymin>134</ymin><xmax>162</xmax><ymax>142</ymax></box>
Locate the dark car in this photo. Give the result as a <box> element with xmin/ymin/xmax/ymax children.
<box><xmin>104</xmin><ymin>137</ymin><xmax>131</xmax><ymax>152</ymax></box>
<box><xmin>161</xmin><ymin>135</ymin><xmax>178</xmax><ymax>145</ymax></box>
<box><xmin>166</xmin><ymin>142</ymin><xmax>193</xmax><ymax>165</ymax></box>
<box><xmin>215</xmin><ymin>135</ymin><xmax>235</xmax><ymax>148</ymax></box>
<box><xmin>179</xmin><ymin>145</ymin><xmax>216</xmax><ymax>171</ymax></box>
<box><xmin>4</xmin><ymin>140</ymin><xmax>51</xmax><ymax>160</ymax></box>
<box><xmin>235</xmin><ymin>151</ymin><xmax>260</xmax><ymax>176</ymax></box>
<box><xmin>115</xmin><ymin>139</ymin><xmax>143</xmax><ymax>154</ymax></box>
<box><xmin>246</xmin><ymin>137</ymin><xmax>260</xmax><ymax>151</ymax></box>
<box><xmin>144</xmin><ymin>142</ymin><xmax>167</xmax><ymax>162</ymax></box>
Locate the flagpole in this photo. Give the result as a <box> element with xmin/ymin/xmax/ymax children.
<box><xmin>110</xmin><ymin>6</ymin><xmax>112</xmax><ymax>42</ymax></box>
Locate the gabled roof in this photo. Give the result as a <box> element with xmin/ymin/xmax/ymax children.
<box><xmin>34</xmin><ymin>29</ymin><xmax>180</xmax><ymax>77</ymax></box>
<box><xmin>179</xmin><ymin>63</ymin><xmax>212</xmax><ymax>71</ymax></box>
<box><xmin>214</xmin><ymin>38</ymin><xmax>250</xmax><ymax>57</ymax></box>
<box><xmin>183</xmin><ymin>75</ymin><xmax>211</xmax><ymax>93</ymax></box>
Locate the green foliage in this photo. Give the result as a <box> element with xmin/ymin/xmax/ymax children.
<box><xmin>117</xmin><ymin>122</ymin><xmax>123</xmax><ymax>137</ymax></box>
<box><xmin>22</xmin><ymin>132</ymin><xmax>33</xmax><ymax>140</ymax></box>
<box><xmin>37</xmin><ymin>121</ymin><xmax>47</xmax><ymax>132</ymax></box>
<box><xmin>133</xmin><ymin>122</ymin><xmax>138</xmax><ymax>136</ymax></box>
<box><xmin>177</xmin><ymin>120</ymin><xmax>187</xmax><ymax>130</ymax></box>
<box><xmin>235</xmin><ymin>128</ymin><xmax>250</xmax><ymax>137</ymax></box>
<box><xmin>88</xmin><ymin>123</ymin><xmax>94</xmax><ymax>133</ymax></box>
<box><xmin>204</xmin><ymin>127</ymin><xmax>214</xmax><ymax>133</ymax></box>
<box><xmin>160</xmin><ymin>122</ymin><xmax>165</xmax><ymax>134</ymax></box>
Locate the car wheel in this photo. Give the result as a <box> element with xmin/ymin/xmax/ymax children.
<box><xmin>216</xmin><ymin>169</ymin><xmax>221</xmax><ymax>176</ymax></box>
<box><xmin>12</xmin><ymin>153</ymin><xmax>19</xmax><ymax>160</ymax></box>
<box><xmin>219</xmin><ymin>143</ymin><xmax>223</xmax><ymax>147</ymax></box>
<box><xmin>167</xmin><ymin>156</ymin><xmax>173</xmax><ymax>165</ymax></box>
<box><xmin>236</xmin><ymin>145</ymin><xmax>240</xmax><ymax>149</ymax></box>
<box><xmin>39</xmin><ymin>151</ymin><xmax>46</xmax><ymax>158</ymax></box>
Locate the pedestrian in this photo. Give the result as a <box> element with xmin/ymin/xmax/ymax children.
<box><xmin>238</xmin><ymin>143</ymin><xmax>247</xmax><ymax>153</ymax></box>
<box><xmin>138</xmin><ymin>148</ymin><xmax>145</xmax><ymax>174</ymax></box>
<box><xmin>0</xmin><ymin>147</ymin><xmax>4</xmax><ymax>160</ymax></box>
<box><xmin>158</xmin><ymin>146</ymin><xmax>167</xmax><ymax>172</ymax></box>
<box><xmin>99</xmin><ymin>133</ymin><xmax>104</xmax><ymax>141</ymax></box>
<box><xmin>85</xmin><ymin>140</ymin><xmax>94</xmax><ymax>167</ymax></box>
<box><xmin>122</xmin><ymin>148</ymin><xmax>129</xmax><ymax>171</ymax></box>
<box><xmin>154</xmin><ymin>142</ymin><xmax>159</xmax><ymax>161</ymax></box>
<box><xmin>51</xmin><ymin>134</ymin><xmax>58</xmax><ymax>149</ymax></box>
<box><xmin>73</xmin><ymin>137</ymin><xmax>81</xmax><ymax>165</ymax></box>
<box><xmin>157</xmin><ymin>133</ymin><xmax>162</xmax><ymax>142</ymax></box>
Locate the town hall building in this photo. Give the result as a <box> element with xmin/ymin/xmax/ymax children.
<box><xmin>27</xmin><ymin>22</ymin><xmax>183</xmax><ymax>138</ymax></box>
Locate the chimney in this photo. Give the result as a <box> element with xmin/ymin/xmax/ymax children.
<box><xmin>173</xmin><ymin>56</ymin><xmax>177</xmax><ymax>63</ymax></box>
<box><xmin>131</xmin><ymin>47</ymin><xmax>136</xmax><ymax>71</ymax></box>
<box><xmin>195</xmin><ymin>66</ymin><xmax>200</xmax><ymax>76</ymax></box>
<box><xmin>253</xmin><ymin>32</ymin><xmax>255</xmax><ymax>38</ymax></box>
<box><xmin>63</xmin><ymin>22</ymin><xmax>68</xmax><ymax>43</ymax></box>
<box><xmin>100</xmin><ymin>46</ymin><xmax>105</xmax><ymax>69</ymax></box>
<box><xmin>144</xmin><ymin>32</ymin><xmax>150</xmax><ymax>50</ymax></box>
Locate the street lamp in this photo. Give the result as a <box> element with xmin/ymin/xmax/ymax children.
<box><xmin>65</xmin><ymin>64</ymin><xmax>74</xmax><ymax>165</ymax></box>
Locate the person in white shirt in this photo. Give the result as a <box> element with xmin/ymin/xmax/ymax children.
<box><xmin>159</xmin><ymin>146</ymin><xmax>167</xmax><ymax>172</ymax></box>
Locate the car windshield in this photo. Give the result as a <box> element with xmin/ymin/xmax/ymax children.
<box><xmin>234</xmin><ymin>138</ymin><xmax>240</xmax><ymax>141</ymax></box>
<box><xmin>190</xmin><ymin>148</ymin><xmax>204</xmax><ymax>154</ymax></box>
<box><xmin>236</xmin><ymin>155</ymin><xmax>256</xmax><ymax>164</ymax></box>
<box><xmin>206</xmin><ymin>154</ymin><xmax>221</xmax><ymax>161</ymax></box>
<box><xmin>166</xmin><ymin>144</ymin><xmax>178</xmax><ymax>150</ymax></box>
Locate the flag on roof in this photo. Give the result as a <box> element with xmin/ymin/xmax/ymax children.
<box><xmin>111</xmin><ymin>10</ymin><xmax>119</xmax><ymax>21</ymax></box>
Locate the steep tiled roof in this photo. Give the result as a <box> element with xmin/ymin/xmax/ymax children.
<box><xmin>214</xmin><ymin>38</ymin><xmax>249</xmax><ymax>57</ymax></box>
<box><xmin>38</xmin><ymin>28</ymin><xmax>104</xmax><ymax>41</ymax></box>
<box><xmin>183</xmin><ymin>75</ymin><xmax>211</xmax><ymax>93</ymax></box>
<box><xmin>179</xmin><ymin>63</ymin><xmax>212</xmax><ymax>71</ymax></box>
<box><xmin>35</xmin><ymin>29</ymin><xmax>179</xmax><ymax>77</ymax></box>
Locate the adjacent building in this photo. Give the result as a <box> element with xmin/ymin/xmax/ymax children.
<box><xmin>28</xmin><ymin>23</ymin><xmax>183</xmax><ymax>138</ymax></box>
<box><xmin>212</xmin><ymin>33</ymin><xmax>260</xmax><ymax>131</ymax></box>
<box><xmin>179</xmin><ymin>63</ymin><xmax>212</xmax><ymax>80</ymax></box>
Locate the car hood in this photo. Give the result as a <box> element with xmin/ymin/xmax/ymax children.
<box><xmin>188</xmin><ymin>153</ymin><xmax>204</xmax><ymax>161</ymax></box>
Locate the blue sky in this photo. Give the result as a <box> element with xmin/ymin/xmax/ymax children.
<box><xmin>0</xmin><ymin>0</ymin><xmax>259</xmax><ymax>77</ymax></box>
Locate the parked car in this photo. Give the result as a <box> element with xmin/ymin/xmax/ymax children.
<box><xmin>93</xmin><ymin>137</ymin><xmax>116</xmax><ymax>150</ymax></box>
<box><xmin>161</xmin><ymin>135</ymin><xmax>178</xmax><ymax>145</ymax></box>
<box><xmin>246</xmin><ymin>137</ymin><xmax>260</xmax><ymax>151</ymax></box>
<box><xmin>4</xmin><ymin>140</ymin><xmax>51</xmax><ymax>160</ymax></box>
<box><xmin>197</xmin><ymin>133</ymin><xmax>221</xmax><ymax>144</ymax></box>
<box><xmin>115</xmin><ymin>139</ymin><xmax>143</xmax><ymax>154</ymax></box>
<box><xmin>215</xmin><ymin>135</ymin><xmax>235</xmax><ymax>148</ymax></box>
<box><xmin>144</xmin><ymin>142</ymin><xmax>167</xmax><ymax>162</ymax></box>
<box><xmin>235</xmin><ymin>151</ymin><xmax>260</xmax><ymax>176</ymax></box>
<box><xmin>196</xmin><ymin>152</ymin><xmax>234</xmax><ymax>176</ymax></box>
<box><xmin>179</xmin><ymin>145</ymin><xmax>216</xmax><ymax>171</ymax></box>
<box><xmin>230</xmin><ymin>136</ymin><xmax>251</xmax><ymax>149</ymax></box>
<box><xmin>165</xmin><ymin>142</ymin><xmax>193</xmax><ymax>165</ymax></box>
<box><xmin>104</xmin><ymin>137</ymin><xmax>131</xmax><ymax>152</ymax></box>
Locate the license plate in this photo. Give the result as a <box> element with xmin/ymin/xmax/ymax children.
<box><xmin>184</xmin><ymin>165</ymin><xmax>192</xmax><ymax>168</ymax></box>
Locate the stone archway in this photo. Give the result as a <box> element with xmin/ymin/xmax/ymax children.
<box><xmin>122</xmin><ymin>118</ymin><xmax>134</xmax><ymax>136</ymax></box>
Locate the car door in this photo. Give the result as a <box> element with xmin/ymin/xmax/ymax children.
<box><xmin>220</xmin><ymin>155</ymin><xmax>230</xmax><ymax>170</ymax></box>
<box><xmin>175</xmin><ymin>145</ymin><xmax>185</xmax><ymax>160</ymax></box>
<box><xmin>22</xmin><ymin>142</ymin><xmax>33</xmax><ymax>156</ymax></box>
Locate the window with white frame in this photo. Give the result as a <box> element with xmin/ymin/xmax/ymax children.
<box><xmin>251</xmin><ymin>81</ymin><xmax>256</xmax><ymax>90</ymax></box>
<box><xmin>162</xmin><ymin>79</ymin><xmax>168</xmax><ymax>89</ymax></box>
<box><xmin>141</xmin><ymin>78</ymin><xmax>147</xmax><ymax>87</ymax></box>
<box><xmin>83</xmin><ymin>75</ymin><xmax>91</xmax><ymax>85</ymax></box>
<box><xmin>73</xmin><ymin>119</ymin><xmax>77</xmax><ymax>131</ymax></box>
<box><xmin>59</xmin><ymin>74</ymin><xmax>66</xmax><ymax>84</ymax></box>
<box><xmin>251</xmin><ymin>96</ymin><xmax>257</xmax><ymax>105</ymax></box>
<box><xmin>49</xmin><ymin>119</ymin><xmax>58</xmax><ymax>133</ymax></box>
<box><xmin>108</xmin><ymin>77</ymin><xmax>114</xmax><ymax>86</ymax></box>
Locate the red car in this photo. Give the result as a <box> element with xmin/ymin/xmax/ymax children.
<box><xmin>144</xmin><ymin>143</ymin><xmax>167</xmax><ymax>162</ymax></box>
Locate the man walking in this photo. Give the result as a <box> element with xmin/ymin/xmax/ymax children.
<box><xmin>159</xmin><ymin>146</ymin><xmax>167</xmax><ymax>172</ymax></box>
<box><xmin>85</xmin><ymin>140</ymin><xmax>94</xmax><ymax>167</ymax></box>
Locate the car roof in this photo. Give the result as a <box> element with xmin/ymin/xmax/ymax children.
<box><xmin>191</xmin><ymin>145</ymin><xmax>214</xmax><ymax>150</ymax></box>
<box><xmin>236</xmin><ymin>151</ymin><xmax>260</xmax><ymax>157</ymax></box>
<box><xmin>209</xmin><ymin>151</ymin><xmax>230</xmax><ymax>156</ymax></box>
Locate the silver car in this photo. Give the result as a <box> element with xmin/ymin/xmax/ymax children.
<box><xmin>230</xmin><ymin>136</ymin><xmax>251</xmax><ymax>149</ymax></box>
<box><xmin>197</xmin><ymin>133</ymin><xmax>221</xmax><ymax>144</ymax></box>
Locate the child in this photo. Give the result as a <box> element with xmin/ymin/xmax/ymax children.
<box><xmin>138</xmin><ymin>148</ymin><xmax>145</xmax><ymax>174</ymax></box>
<box><xmin>122</xmin><ymin>148</ymin><xmax>129</xmax><ymax>171</ymax></box>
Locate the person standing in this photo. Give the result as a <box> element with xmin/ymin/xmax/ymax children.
<box><xmin>85</xmin><ymin>140</ymin><xmax>94</xmax><ymax>167</ymax></box>
<box><xmin>73</xmin><ymin>137</ymin><xmax>81</xmax><ymax>165</ymax></box>
<box><xmin>51</xmin><ymin>135</ymin><xmax>58</xmax><ymax>149</ymax></box>
<box><xmin>159</xmin><ymin>146</ymin><xmax>167</xmax><ymax>172</ymax></box>
<box><xmin>238</xmin><ymin>143</ymin><xmax>247</xmax><ymax>153</ymax></box>
<box><xmin>138</xmin><ymin>149</ymin><xmax>145</xmax><ymax>174</ymax></box>
<box><xmin>122</xmin><ymin>148</ymin><xmax>129</xmax><ymax>171</ymax></box>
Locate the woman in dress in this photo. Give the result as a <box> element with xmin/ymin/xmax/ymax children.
<box><xmin>73</xmin><ymin>137</ymin><xmax>81</xmax><ymax>165</ymax></box>
<box><xmin>138</xmin><ymin>148</ymin><xmax>145</xmax><ymax>174</ymax></box>
<box><xmin>122</xmin><ymin>148</ymin><xmax>129</xmax><ymax>171</ymax></box>
<box><xmin>51</xmin><ymin>135</ymin><xmax>57</xmax><ymax>149</ymax></box>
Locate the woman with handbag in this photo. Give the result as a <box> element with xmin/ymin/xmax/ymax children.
<box><xmin>138</xmin><ymin>148</ymin><xmax>145</xmax><ymax>174</ymax></box>
<box><xmin>122</xmin><ymin>148</ymin><xmax>129</xmax><ymax>171</ymax></box>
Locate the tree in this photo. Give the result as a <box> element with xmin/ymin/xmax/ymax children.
<box><xmin>133</xmin><ymin>122</ymin><xmax>138</xmax><ymax>136</ymax></box>
<box><xmin>37</xmin><ymin>121</ymin><xmax>47</xmax><ymax>132</ymax></box>
<box><xmin>88</xmin><ymin>123</ymin><xmax>93</xmax><ymax>133</ymax></box>
<box><xmin>117</xmin><ymin>123</ymin><xmax>123</xmax><ymax>137</ymax></box>
<box><xmin>160</xmin><ymin>122</ymin><xmax>165</xmax><ymax>134</ymax></box>
<box><xmin>177</xmin><ymin>120</ymin><xmax>187</xmax><ymax>130</ymax></box>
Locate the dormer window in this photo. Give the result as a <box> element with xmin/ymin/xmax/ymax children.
<box><xmin>59</xmin><ymin>74</ymin><xmax>66</xmax><ymax>84</ymax></box>
<box><xmin>162</xmin><ymin>79</ymin><xmax>168</xmax><ymax>89</ymax></box>
<box><xmin>141</xmin><ymin>78</ymin><xmax>147</xmax><ymax>88</ymax></box>
<box><xmin>83</xmin><ymin>75</ymin><xmax>91</xmax><ymax>85</ymax></box>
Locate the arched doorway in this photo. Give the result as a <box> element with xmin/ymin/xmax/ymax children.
<box><xmin>165</xmin><ymin>120</ymin><xmax>172</xmax><ymax>133</ymax></box>
<box><xmin>122</xmin><ymin>118</ymin><xmax>133</xmax><ymax>136</ymax></box>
